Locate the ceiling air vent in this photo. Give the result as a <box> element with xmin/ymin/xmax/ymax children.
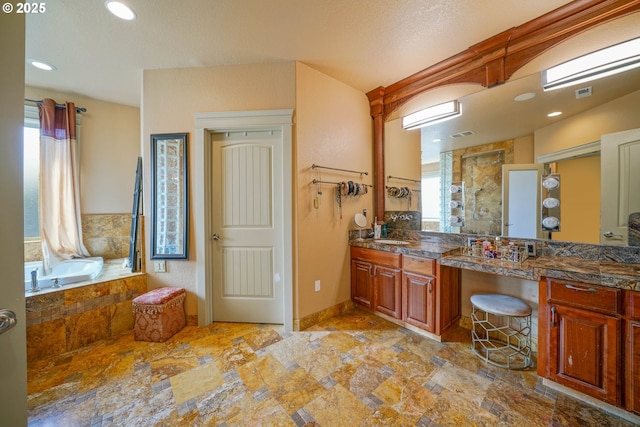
<box><xmin>575</xmin><ymin>86</ymin><xmax>592</xmax><ymax>99</ymax></box>
<box><xmin>450</xmin><ymin>130</ymin><xmax>475</xmax><ymax>139</ymax></box>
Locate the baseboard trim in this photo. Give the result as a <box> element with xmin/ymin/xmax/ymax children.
<box><xmin>294</xmin><ymin>300</ymin><xmax>356</xmax><ymax>331</ymax></box>
<box><xmin>542</xmin><ymin>378</ymin><xmax>640</xmax><ymax>425</ymax></box>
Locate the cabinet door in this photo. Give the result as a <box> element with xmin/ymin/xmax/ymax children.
<box><xmin>402</xmin><ymin>272</ymin><xmax>435</xmax><ymax>332</ymax></box>
<box><xmin>627</xmin><ymin>321</ymin><xmax>640</xmax><ymax>414</ymax></box>
<box><xmin>549</xmin><ymin>303</ymin><xmax>621</xmax><ymax>405</ymax></box>
<box><xmin>436</xmin><ymin>264</ymin><xmax>461</xmax><ymax>334</ymax></box>
<box><xmin>373</xmin><ymin>265</ymin><xmax>402</xmax><ymax>319</ymax></box>
<box><xmin>351</xmin><ymin>259</ymin><xmax>373</xmax><ymax>308</ymax></box>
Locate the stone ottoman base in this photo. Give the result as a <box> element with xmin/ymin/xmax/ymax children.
<box><xmin>132</xmin><ymin>287</ymin><xmax>186</xmax><ymax>342</ymax></box>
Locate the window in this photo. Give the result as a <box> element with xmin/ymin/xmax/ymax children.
<box><xmin>421</xmin><ymin>170</ymin><xmax>441</xmax><ymax>220</ymax></box>
<box><xmin>24</xmin><ymin>106</ymin><xmax>40</xmax><ymax>239</ymax></box>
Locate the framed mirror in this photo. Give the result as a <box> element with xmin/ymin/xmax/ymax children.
<box><xmin>372</xmin><ymin>4</ymin><xmax>640</xmax><ymax>246</ymax></box>
<box><xmin>151</xmin><ymin>132</ymin><xmax>189</xmax><ymax>259</ymax></box>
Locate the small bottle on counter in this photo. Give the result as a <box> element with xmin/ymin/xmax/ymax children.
<box><xmin>373</xmin><ymin>221</ymin><xmax>382</xmax><ymax>238</ymax></box>
<box><xmin>482</xmin><ymin>239</ymin><xmax>491</xmax><ymax>257</ymax></box>
<box><xmin>381</xmin><ymin>223</ymin><xmax>388</xmax><ymax>238</ymax></box>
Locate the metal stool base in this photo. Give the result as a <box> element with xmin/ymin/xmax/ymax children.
<box><xmin>471</xmin><ymin>305</ymin><xmax>532</xmax><ymax>370</ymax></box>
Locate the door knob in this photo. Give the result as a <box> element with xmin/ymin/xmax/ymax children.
<box><xmin>211</xmin><ymin>234</ymin><xmax>222</xmax><ymax>241</ymax></box>
<box><xmin>0</xmin><ymin>309</ymin><xmax>17</xmax><ymax>334</ymax></box>
<box><xmin>603</xmin><ymin>231</ymin><xmax>622</xmax><ymax>239</ymax></box>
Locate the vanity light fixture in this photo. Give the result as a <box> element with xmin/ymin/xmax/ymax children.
<box><xmin>402</xmin><ymin>100</ymin><xmax>461</xmax><ymax>130</ymax></box>
<box><xmin>542</xmin><ymin>36</ymin><xmax>640</xmax><ymax>91</ymax></box>
<box><xmin>28</xmin><ymin>59</ymin><xmax>56</xmax><ymax>71</ymax></box>
<box><xmin>105</xmin><ymin>0</ymin><xmax>136</xmax><ymax>21</ymax></box>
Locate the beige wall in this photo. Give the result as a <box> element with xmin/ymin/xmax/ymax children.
<box><xmin>295</xmin><ymin>62</ymin><xmax>373</xmax><ymax>320</ymax></box>
<box><xmin>142</xmin><ymin>62</ymin><xmax>296</xmax><ymax>319</ymax></box>
<box><xmin>385</xmin><ymin>118</ymin><xmax>421</xmax><ymax>211</ymax></box>
<box><xmin>24</xmin><ymin>86</ymin><xmax>140</xmax><ymax>214</ymax></box>
<box><xmin>0</xmin><ymin>12</ymin><xmax>28</xmax><ymax>424</ymax></box>
<box><xmin>535</xmin><ymin>89</ymin><xmax>640</xmax><ymax>157</ymax></box>
<box><xmin>552</xmin><ymin>155</ymin><xmax>600</xmax><ymax>244</ymax></box>
<box><xmin>513</xmin><ymin>135</ymin><xmax>534</xmax><ymax>164</ymax></box>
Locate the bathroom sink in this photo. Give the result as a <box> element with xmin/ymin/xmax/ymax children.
<box><xmin>373</xmin><ymin>239</ymin><xmax>410</xmax><ymax>245</ymax></box>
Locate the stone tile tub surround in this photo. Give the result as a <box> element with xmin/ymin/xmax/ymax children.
<box><xmin>25</xmin><ymin>258</ymin><xmax>147</xmax><ymax>363</ymax></box>
<box><xmin>24</xmin><ymin>213</ymin><xmax>133</xmax><ymax>262</ymax></box>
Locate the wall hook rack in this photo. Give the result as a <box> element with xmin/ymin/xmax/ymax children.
<box><xmin>388</xmin><ymin>175</ymin><xmax>421</xmax><ymax>184</ymax></box>
<box><xmin>312</xmin><ymin>164</ymin><xmax>368</xmax><ymax>176</ymax></box>
<box><xmin>314</xmin><ymin>179</ymin><xmax>373</xmax><ymax>188</ymax></box>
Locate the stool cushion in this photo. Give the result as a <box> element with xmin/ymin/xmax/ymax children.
<box><xmin>133</xmin><ymin>287</ymin><xmax>186</xmax><ymax>313</ymax></box>
<box><xmin>471</xmin><ymin>293</ymin><xmax>532</xmax><ymax>316</ymax></box>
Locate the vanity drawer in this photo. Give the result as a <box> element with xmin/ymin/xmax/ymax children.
<box><xmin>548</xmin><ymin>279</ymin><xmax>621</xmax><ymax>315</ymax></box>
<box><xmin>351</xmin><ymin>247</ymin><xmax>401</xmax><ymax>269</ymax></box>
<box><xmin>403</xmin><ymin>255</ymin><xmax>436</xmax><ymax>276</ymax></box>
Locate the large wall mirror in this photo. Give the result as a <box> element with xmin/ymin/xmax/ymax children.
<box><xmin>373</xmin><ymin>2</ymin><xmax>640</xmax><ymax>246</ymax></box>
<box><xmin>151</xmin><ymin>132</ymin><xmax>189</xmax><ymax>259</ymax></box>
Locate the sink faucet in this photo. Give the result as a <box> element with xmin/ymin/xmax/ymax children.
<box><xmin>28</xmin><ymin>268</ymin><xmax>41</xmax><ymax>293</ymax></box>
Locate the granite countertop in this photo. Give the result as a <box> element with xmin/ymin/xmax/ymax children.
<box><xmin>350</xmin><ymin>239</ymin><xmax>640</xmax><ymax>291</ymax></box>
<box><xmin>350</xmin><ymin>239</ymin><xmax>460</xmax><ymax>260</ymax></box>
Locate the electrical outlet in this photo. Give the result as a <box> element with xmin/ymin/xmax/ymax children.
<box><xmin>524</xmin><ymin>241</ymin><xmax>537</xmax><ymax>257</ymax></box>
<box><xmin>154</xmin><ymin>260</ymin><xmax>166</xmax><ymax>273</ymax></box>
<box><xmin>314</xmin><ymin>280</ymin><xmax>321</xmax><ymax>292</ymax></box>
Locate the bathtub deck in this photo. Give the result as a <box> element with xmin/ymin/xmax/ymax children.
<box><xmin>26</xmin><ymin>258</ymin><xmax>142</xmax><ymax>296</ymax></box>
<box><xmin>25</xmin><ymin>260</ymin><xmax>147</xmax><ymax>362</ymax></box>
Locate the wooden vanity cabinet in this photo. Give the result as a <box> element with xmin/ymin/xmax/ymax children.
<box><xmin>351</xmin><ymin>247</ymin><xmax>461</xmax><ymax>336</ymax></box>
<box><xmin>539</xmin><ymin>278</ymin><xmax>622</xmax><ymax>406</ymax></box>
<box><xmin>402</xmin><ymin>256</ymin><xmax>436</xmax><ymax>332</ymax></box>
<box><xmin>625</xmin><ymin>291</ymin><xmax>640</xmax><ymax>414</ymax></box>
<box><xmin>402</xmin><ymin>255</ymin><xmax>461</xmax><ymax>335</ymax></box>
<box><xmin>350</xmin><ymin>247</ymin><xmax>402</xmax><ymax>318</ymax></box>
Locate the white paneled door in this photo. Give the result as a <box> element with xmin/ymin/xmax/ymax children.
<box><xmin>210</xmin><ymin>130</ymin><xmax>284</xmax><ymax>324</ymax></box>
<box><xmin>601</xmin><ymin>128</ymin><xmax>640</xmax><ymax>246</ymax></box>
<box><xmin>502</xmin><ymin>164</ymin><xmax>544</xmax><ymax>239</ymax></box>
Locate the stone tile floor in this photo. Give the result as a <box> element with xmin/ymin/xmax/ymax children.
<box><xmin>27</xmin><ymin>308</ymin><xmax>635</xmax><ymax>426</ymax></box>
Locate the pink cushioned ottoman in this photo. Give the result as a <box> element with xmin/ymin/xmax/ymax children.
<box><xmin>132</xmin><ymin>287</ymin><xmax>186</xmax><ymax>342</ymax></box>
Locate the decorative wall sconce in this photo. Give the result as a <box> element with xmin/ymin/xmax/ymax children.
<box><xmin>541</xmin><ymin>174</ymin><xmax>561</xmax><ymax>232</ymax></box>
<box><xmin>450</xmin><ymin>181</ymin><xmax>465</xmax><ymax>227</ymax></box>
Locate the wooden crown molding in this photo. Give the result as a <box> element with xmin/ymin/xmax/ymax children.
<box><xmin>367</xmin><ymin>0</ymin><xmax>640</xmax><ymax>121</ymax></box>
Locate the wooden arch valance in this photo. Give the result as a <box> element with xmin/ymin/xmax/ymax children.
<box><xmin>367</xmin><ymin>0</ymin><xmax>640</xmax><ymax>121</ymax></box>
<box><xmin>367</xmin><ymin>0</ymin><xmax>640</xmax><ymax>220</ymax></box>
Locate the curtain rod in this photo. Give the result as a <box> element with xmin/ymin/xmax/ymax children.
<box><xmin>24</xmin><ymin>98</ymin><xmax>87</xmax><ymax>113</ymax></box>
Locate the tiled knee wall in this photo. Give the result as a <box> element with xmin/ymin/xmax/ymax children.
<box><xmin>26</xmin><ymin>274</ymin><xmax>147</xmax><ymax>362</ymax></box>
<box><xmin>24</xmin><ymin>213</ymin><xmax>134</xmax><ymax>262</ymax></box>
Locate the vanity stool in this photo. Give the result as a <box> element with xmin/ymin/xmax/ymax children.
<box><xmin>133</xmin><ymin>287</ymin><xmax>186</xmax><ymax>342</ymax></box>
<box><xmin>470</xmin><ymin>293</ymin><xmax>532</xmax><ymax>369</ymax></box>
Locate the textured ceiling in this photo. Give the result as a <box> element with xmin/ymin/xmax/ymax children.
<box><xmin>25</xmin><ymin>0</ymin><xmax>572</xmax><ymax>107</ymax></box>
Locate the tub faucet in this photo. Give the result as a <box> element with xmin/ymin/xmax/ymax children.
<box><xmin>28</xmin><ymin>268</ymin><xmax>41</xmax><ymax>293</ymax></box>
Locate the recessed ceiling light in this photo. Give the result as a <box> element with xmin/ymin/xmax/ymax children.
<box><xmin>28</xmin><ymin>59</ymin><xmax>56</xmax><ymax>71</ymax></box>
<box><xmin>105</xmin><ymin>1</ymin><xmax>136</xmax><ymax>20</ymax></box>
<box><xmin>433</xmin><ymin>138</ymin><xmax>442</xmax><ymax>143</ymax></box>
<box><xmin>547</xmin><ymin>111</ymin><xmax>563</xmax><ymax>117</ymax></box>
<box><xmin>514</xmin><ymin>92</ymin><xmax>536</xmax><ymax>102</ymax></box>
